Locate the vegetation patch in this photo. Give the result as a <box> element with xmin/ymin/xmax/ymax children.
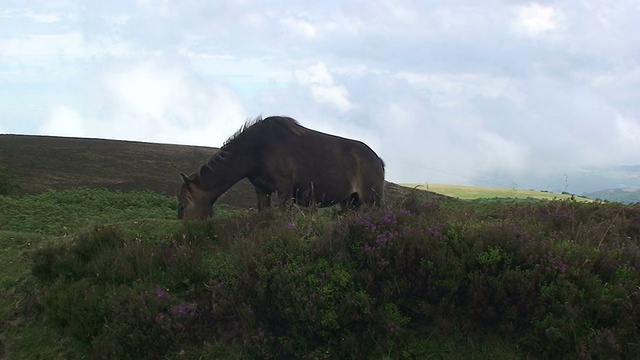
<box><xmin>2</xmin><ymin>188</ymin><xmax>640</xmax><ymax>359</ymax></box>
<box><xmin>0</xmin><ymin>188</ymin><xmax>177</xmax><ymax>235</ymax></box>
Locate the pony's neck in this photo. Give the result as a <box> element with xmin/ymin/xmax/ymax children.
<box><xmin>197</xmin><ymin>149</ymin><xmax>250</xmax><ymax>203</ymax></box>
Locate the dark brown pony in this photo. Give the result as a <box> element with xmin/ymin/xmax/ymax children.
<box><xmin>177</xmin><ymin>116</ymin><xmax>385</xmax><ymax>220</ymax></box>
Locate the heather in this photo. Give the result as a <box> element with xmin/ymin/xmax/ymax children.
<box><xmin>2</xmin><ymin>189</ymin><xmax>640</xmax><ymax>359</ymax></box>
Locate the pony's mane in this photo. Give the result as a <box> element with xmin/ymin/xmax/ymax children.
<box><xmin>195</xmin><ymin>116</ymin><xmax>304</xmax><ymax>175</ymax></box>
<box><xmin>222</xmin><ymin>116</ymin><xmax>303</xmax><ymax>147</ymax></box>
<box><xmin>223</xmin><ymin>116</ymin><xmax>262</xmax><ymax>147</ymax></box>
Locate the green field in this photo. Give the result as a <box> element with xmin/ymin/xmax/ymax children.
<box><xmin>402</xmin><ymin>183</ymin><xmax>591</xmax><ymax>201</ymax></box>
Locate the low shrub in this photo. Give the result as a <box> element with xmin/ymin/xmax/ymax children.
<box><xmin>30</xmin><ymin>223</ymin><xmax>212</xmax><ymax>357</ymax></box>
<box><xmin>25</xmin><ymin>199</ymin><xmax>640</xmax><ymax>359</ymax></box>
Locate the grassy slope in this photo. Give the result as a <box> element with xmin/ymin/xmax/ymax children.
<box><xmin>0</xmin><ymin>134</ymin><xmax>429</xmax><ymax>207</ymax></box>
<box><xmin>0</xmin><ymin>134</ymin><xmax>258</xmax><ymax>207</ymax></box>
<box><xmin>403</xmin><ymin>183</ymin><xmax>591</xmax><ymax>201</ymax></box>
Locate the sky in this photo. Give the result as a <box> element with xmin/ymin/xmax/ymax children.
<box><xmin>1</xmin><ymin>0</ymin><xmax>639</xmax><ymax>191</ymax></box>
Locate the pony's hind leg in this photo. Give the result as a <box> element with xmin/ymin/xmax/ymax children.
<box><xmin>359</xmin><ymin>186</ymin><xmax>384</xmax><ymax>207</ymax></box>
<box><xmin>340</xmin><ymin>192</ymin><xmax>361</xmax><ymax>210</ymax></box>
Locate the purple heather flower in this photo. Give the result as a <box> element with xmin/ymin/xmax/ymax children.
<box><xmin>155</xmin><ymin>288</ymin><xmax>170</xmax><ymax>298</ymax></box>
<box><xmin>364</xmin><ymin>243</ymin><xmax>375</xmax><ymax>254</ymax></box>
<box><xmin>169</xmin><ymin>303</ymin><xmax>196</xmax><ymax>316</ymax></box>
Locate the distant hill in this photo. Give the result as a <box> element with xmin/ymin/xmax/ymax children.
<box><xmin>477</xmin><ymin>165</ymin><xmax>640</xmax><ymax>197</ymax></box>
<box><xmin>568</xmin><ymin>166</ymin><xmax>640</xmax><ymax>195</ymax></box>
<box><xmin>402</xmin><ymin>183</ymin><xmax>592</xmax><ymax>201</ymax></box>
<box><xmin>0</xmin><ymin>134</ymin><xmax>431</xmax><ymax>208</ymax></box>
<box><xmin>583</xmin><ymin>188</ymin><xmax>640</xmax><ymax>204</ymax></box>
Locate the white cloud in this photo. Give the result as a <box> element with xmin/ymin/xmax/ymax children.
<box><xmin>95</xmin><ymin>61</ymin><xmax>248</xmax><ymax>146</ymax></box>
<box><xmin>0</xmin><ymin>31</ymin><xmax>136</xmax><ymax>70</ymax></box>
<box><xmin>379</xmin><ymin>0</ymin><xmax>418</xmax><ymax>23</ymax></box>
<box><xmin>309</xmin><ymin>86</ymin><xmax>354</xmax><ymax>113</ymax></box>
<box><xmin>477</xmin><ymin>131</ymin><xmax>528</xmax><ymax>174</ymax></box>
<box><xmin>396</xmin><ymin>72</ymin><xmax>525</xmax><ymax>108</ymax></box>
<box><xmin>2</xmin><ymin>1</ymin><xmax>640</xmax><ymax>191</ymax></box>
<box><xmin>104</xmin><ymin>62</ymin><xmax>182</xmax><ymax>120</ymax></box>
<box><xmin>0</xmin><ymin>33</ymin><xmax>85</xmax><ymax>64</ymax></box>
<box><xmin>281</xmin><ymin>17</ymin><xmax>317</xmax><ymax>39</ymax></box>
<box><xmin>33</xmin><ymin>61</ymin><xmax>248</xmax><ymax>147</ymax></box>
<box><xmin>616</xmin><ymin>115</ymin><xmax>640</xmax><ymax>153</ymax></box>
<box><xmin>513</xmin><ymin>3</ymin><xmax>564</xmax><ymax>37</ymax></box>
<box><xmin>39</xmin><ymin>106</ymin><xmax>86</xmax><ymax>137</ymax></box>
<box><xmin>294</xmin><ymin>62</ymin><xmax>355</xmax><ymax>112</ymax></box>
<box><xmin>0</xmin><ymin>8</ymin><xmax>65</xmax><ymax>23</ymax></box>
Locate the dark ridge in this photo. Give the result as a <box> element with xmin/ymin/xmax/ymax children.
<box><xmin>0</xmin><ymin>134</ymin><xmax>444</xmax><ymax>207</ymax></box>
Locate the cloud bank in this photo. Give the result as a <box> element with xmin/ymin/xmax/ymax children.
<box><xmin>1</xmin><ymin>1</ymin><xmax>639</xmax><ymax>192</ymax></box>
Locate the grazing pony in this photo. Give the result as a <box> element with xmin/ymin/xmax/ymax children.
<box><xmin>177</xmin><ymin>116</ymin><xmax>385</xmax><ymax>220</ymax></box>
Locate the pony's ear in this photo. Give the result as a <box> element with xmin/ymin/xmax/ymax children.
<box><xmin>180</xmin><ymin>172</ymin><xmax>191</xmax><ymax>184</ymax></box>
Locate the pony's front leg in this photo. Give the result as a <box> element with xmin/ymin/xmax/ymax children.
<box><xmin>254</xmin><ymin>187</ymin><xmax>272</xmax><ymax>210</ymax></box>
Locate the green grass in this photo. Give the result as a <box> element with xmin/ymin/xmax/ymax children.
<box><xmin>0</xmin><ymin>189</ymin><xmax>173</xmax><ymax>359</ymax></box>
<box><xmin>2</xmin><ymin>187</ymin><xmax>640</xmax><ymax>359</ymax></box>
<box><xmin>0</xmin><ymin>187</ymin><xmax>178</xmax><ymax>235</ymax></box>
<box><xmin>403</xmin><ymin>183</ymin><xmax>591</xmax><ymax>201</ymax></box>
